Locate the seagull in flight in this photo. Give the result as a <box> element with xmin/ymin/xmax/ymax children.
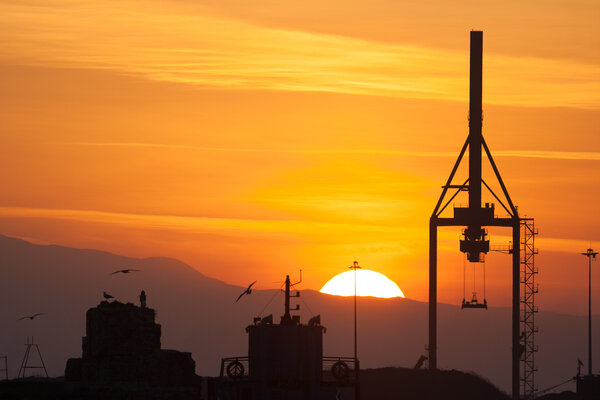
<box><xmin>111</xmin><ymin>268</ymin><xmax>140</xmax><ymax>275</ymax></box>
<box><xmin>18</xmin><ymin>313</ymin><xmax>45</xmax><ymax>321</ymax></box>
<box><xmin>103</xmin><ymin>291</ymin><xmax>114</xmax><ymax>300</ymax></box>
<box><xmin>236</xmin><ymin>281</ymin><xmax>257</xmax><ymax>302</ymax></box>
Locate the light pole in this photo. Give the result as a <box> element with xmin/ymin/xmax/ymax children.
<box><xmin>349</xmin><ymin>261</ymin><xmax>361</xmax><ymax>400</ymax></box>
<box><xmin>581</xmin><ymin>248</ymin><xmax>597</xmax><ymax>377</ymax></box>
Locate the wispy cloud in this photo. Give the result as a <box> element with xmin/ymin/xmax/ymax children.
<box><xmin>66</xmin><ymin>142</ymin><xmax>458</xmax><ymax>157</ymax></box>
<box><xmin>0</xmin><ymin>206</ymin><xmax>590</xmax><ymax>253</ymax></box>
<box><xmin>494</xmin><ymin>150</ymin><xmax>600</xmax><ymax>161</ymax></box>
<box><xmin>67</xmin><ymin>142</ymin><xmax>600</xmax><ymax>161</ymax></box>
<box><xmin>0</xmin><ymin>1</ymin><xmax>598</xmax><ymax>108</ymax></box>
<box><xmin>0</xmin><ymin>205</ymin><xmax>405</xmax><ymax>235</ymax></box>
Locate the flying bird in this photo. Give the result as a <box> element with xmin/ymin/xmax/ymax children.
<box><xmin>111</xmin><ymin>268</ymin><xmax>140</xmax><ymax>275</ymax></box>
<box><xmin>236</xmin><ymin>281</ymin><xmax>257</xmax><ymax>302</ymax></box>
<box><xmin>18</xmin><ymin>313</ymin><xmax>45</xmax><ymax>321</ymax></box>
<box><xmin>103</xmin><ymin>291</ymin><xmax>114</xmax><ymax>300</ymax></box>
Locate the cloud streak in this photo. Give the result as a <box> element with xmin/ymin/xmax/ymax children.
<box><xmin>0</xmin><ymin>206</ymin><xmax>590</xmax><ymax>254</ymax></box>
<box><xmin>0</xmin><ymin>0</ymin><xmax>598</xmax><ymax>108</ymax></box>
<box><xmin>0</xmin><ymin>205</ymin><xmax>423</xmax><ymax>247</ymax></box>
<box><xmin>67</xmin><ymin>142</ymin><xmax>600</xmax><ymax>161</ymax></box>
<box><xmin>0</xmin><ymin>205</ymin><xmax>405</xmax><ymax>234</ymax></box>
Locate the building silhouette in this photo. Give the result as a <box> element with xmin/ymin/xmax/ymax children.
<box><xmin>217</xmin><ymin>275</ymin><xmax>356</xmax><ymax>400</ymax></box>
<box><xmin>65</xmin><ymin>299</ymin><xmax>196</xmax><ymax>387</ymax></box>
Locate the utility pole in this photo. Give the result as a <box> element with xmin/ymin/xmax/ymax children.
<box><xmin>350</xmin><ymin>261</ymin><xmax>361</xmax><ymax>400</ymax></box>
<box><xmin>582</xmin><ymin>248</ymin><xmax>597</xmax><ymax>376</ymax></box>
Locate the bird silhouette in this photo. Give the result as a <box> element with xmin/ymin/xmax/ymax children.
<box><xmin>18</xmin><ymin>313</ymin><xmax>45</xmax><ymax>321</ymax></box>
<box><xmin>103</xmin><ymin>291</ymin><xmax>114</xmax><ymax>300</ymax></box>
<box><xmin>236</xmin><ymin>281</ymin><xmax>257</xmax><ymax>302</ymax></box>
<box><xmin>111</xmin><ymin>268</ymin><xmax>140</xmax><ymax>275</ymax></box>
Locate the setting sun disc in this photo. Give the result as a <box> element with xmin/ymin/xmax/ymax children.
<box><xmin>320</xmin><ymin>269</ymin><xmax>404</xmax><ymax>298</ymax></box>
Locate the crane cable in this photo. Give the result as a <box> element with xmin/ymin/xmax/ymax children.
<box><xmin>473</xmin><ymin>255</ymin><xmax>476</xmax><ymax>294</ymax></box>
<box><xmin>534</xmin><ymin>377</ymin><xmax>574</xmax><ymax>395</ymax></box>
<box><xmin>483</xmin><ymin>257</ymin><xmax>486</xmax><ymax>300</ymax></box>
<box><xmin>462</xmin><ymin>253</ymin><xmax>486</xmax><ymax>302</ymax></box>
<box><xmin>299</xmin><ymin>295</ymin><xmax>316</xmax><ymax>317</ymax></box>
<box><xmin>463</xmin><ymin>253</ymin><xmax>467</xmax><ymax>301</ymax></box>
<box><xmin>257</xmin><ymin>282</ymin><xmax>285</xmax><ymax>317</ymax></box>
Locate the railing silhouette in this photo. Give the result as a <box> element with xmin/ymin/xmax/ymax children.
<box><xmin>322</xmin><ymin>356</ymin><xmax>356</xmax><ymax>384</ymax></box>
<box><xmin>219</xmin><ymin>356</ymin><xmax>356</xmax><ymax>384</ymax></box>
<box><xmin>220</xmin><ymin>356</ymin><xmax>249</xmax><ymax>380</ymax></box>
<box><xmin>219</xmin><ymin>355</ymin><xmax>356</xmax><ymax>384</ymax></box>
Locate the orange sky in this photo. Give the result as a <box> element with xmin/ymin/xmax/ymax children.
<box><xmin>0</xmin><ymin>0</ymin><xmax>599</xmax><ymax>314</ymax></box>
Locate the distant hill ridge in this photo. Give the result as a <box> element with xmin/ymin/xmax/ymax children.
<box><xmin>0</xmin><ymin>234</ymin><xmax>592</xmax><ymax>395</ymax></box>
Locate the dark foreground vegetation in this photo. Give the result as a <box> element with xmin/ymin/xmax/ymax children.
<box><xmin>338</xmin><ymin>367</ymin><xmax>575</xmax><ymax>400</ymax></box>
<box><xmin>0</xmin><ymin>368</ymin><xmax>577</xmax><ymax>400</ymax></box>
<box><xmin>337</xmin><ymin>367</ymin><xmax>509</xmax><ymax>400</ymax></box>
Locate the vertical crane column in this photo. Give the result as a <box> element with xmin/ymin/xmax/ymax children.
<box><xmin>464</xmin><ymin>31</ymin><xmax>488</xmax><ymax>262</ymax></box>
<box><xmin>428</xmin><ymin>221</ymin><xmax>437</xmax><ymax>370</ymax></box>
<box><xmin>468</xmin><ymin>31</ymin><xmax>483</xmax><ymax>214</ymax></box>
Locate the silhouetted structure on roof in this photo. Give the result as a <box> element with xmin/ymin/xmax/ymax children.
<box><xmin>140</xmin><ymin>290</ymin><xmax>147</xmax><ymax>308</ymax></box>
<box><xmin>576</xmin><ymin>374</ymin><xmax>600</xmax><ymax>399</ymax></box>
<box><xmin>218</xmin><ymin>274</ymin><xmax>355</xmax><ymax>399</ymax></box>
<box><xmin>65</xmin><ymin>299</ymin><xmax>196</xmax><ymax>387</ymax></box>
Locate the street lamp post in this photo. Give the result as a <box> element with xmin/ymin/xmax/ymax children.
<box><xmin>349</xmin><ymin>261</ymin><xmax>361</xmax><ymax>400</ymax></box>
<box><xmin>581</xmin><ymin>248</ymin><xmax>597</xmax><ymax>377</ymax></box>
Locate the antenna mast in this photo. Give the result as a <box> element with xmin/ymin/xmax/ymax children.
<box><xmin>582</xmin><ymin>248</ymin><xmax>597</xmax><ymax>377</ymax></box>
<box><xmin>281</xmin><ymin>272</ymin><xmax>301</xmax><ymax>325</ymax></box>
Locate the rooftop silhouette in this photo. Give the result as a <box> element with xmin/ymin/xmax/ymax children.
<box><xmin>65</xmin><ymin>297</ymin><xmax>196</xmax><ymax>387</ymax></box>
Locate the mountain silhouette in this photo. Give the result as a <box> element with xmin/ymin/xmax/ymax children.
<box><xmin>0</xmin><ymin>234</ymin><xmax>594</xmax><ymax>394</ymax></box>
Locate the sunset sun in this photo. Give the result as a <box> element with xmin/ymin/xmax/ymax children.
<box><xmin>320</xmin><ymin>270</ymin><xmax>405</xmax><ymax>298</ymax></box>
